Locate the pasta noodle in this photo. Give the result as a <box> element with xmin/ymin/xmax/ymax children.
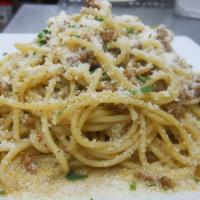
<box><xmin>0</xmin><ymin>0</ymin><xmax>200</xmax><ymax>192</ymax></box>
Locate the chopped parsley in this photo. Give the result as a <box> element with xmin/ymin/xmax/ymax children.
<box><xmin>129</xmin><ymin>85</ymin><xmax>154</xmax><ymax>95</ymax></box>
<box><xmin>70</xmin><ymin>34</ymin><xmax>81</xmax><ymax>38</ymax></box>
<box><xmin>193</xmin><ymin>176</ymin><xmax>200</xmax><ymax>183</ymax></box>
<box><xmin>96</xmin><ymin>17</ymin><xmax>104</xmax><ymax>22</ymax></box>
<box><xmin>140</xmin><ymin>85</ymin><xmax>154</xmax><ymax>93</ymax></box>
<box><xmin>137</xmin><ymin>76</ymin><xmax>150</xmax><ymax>83</ymax></box>
<box><xmin>147</xmin><ymin>182</ymin><xmax>156</xmax><ymax>187</ymax></box>
<box><xmin>103</xmin><ymin>43</ymin><xmax>107</xmax><ymax>51</ymax></box>
<box><xmin>126</xmin><ymin>27</ymin><xmax>134</xmax><ymax>34</ymax></box>
<box><xmin>89</xmin><ymin>66</ymin><xmax>98</xmax><ymax>73</ymax></box>
<box><xmin>65</xmin><ymin>170</ymin><xmax>88</xmax><ymax>181</ymax></box>
<box><xmin>0</xmin><ymin>190</ymin><xmax>6</xmax><ymax>195</ymax></box>
<box><xmin>129</xmin><ymin>181</ymin><xmax>137</xmax><ymax>191</ymax></box>
<box><xmin>68</xmin><ymin>24</ymin><xmax>76</xmax><ymax>28</ymax></box>
<box><xmin>43</xmin><ymin>29</ymin><xmax>51</xmax><ymax>34</ymax></box>
<box><xmin>163</xmin><ymin>186</ymin><xmax>170</xmax><ymax>191</ymax></box>
<box><xmin>129</xmin><ymin>89</ymin><xmax>138</xmax><ymax>95</ymax></box>
<box><xmin>57</xmin><ymin>111</ymin><xmax>63</xmax><ymax>117</ymax></box>
<box><xmin>37</xmin><ymin>29</ymin><xmax>51</xmax><ymax>46</ymax></box>
<box><xmin>102</xmin><ymin>71</ymin><xmax>110</xmax><ymax>80</ymax></box>
<box><xmin>149</xmin><ymin>34</ymin><xmax>152</xmax><ymax>39</ymax></box>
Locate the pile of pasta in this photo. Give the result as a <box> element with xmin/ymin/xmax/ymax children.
<box><xmin>1</xmin><ymin>0</ymin><xmax>200</xmax><ymax>191</ymax></box>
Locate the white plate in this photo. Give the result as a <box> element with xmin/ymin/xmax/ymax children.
<box><xmin>0</xmin><ymin>34</ymin><xmax>200</xmax><ymax>200</ymax></box>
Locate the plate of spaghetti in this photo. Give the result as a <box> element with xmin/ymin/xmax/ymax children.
<box><xmin>0</xmin><ymin>0</ymin><xmax>200</xmax><ymax>199</ymax></box>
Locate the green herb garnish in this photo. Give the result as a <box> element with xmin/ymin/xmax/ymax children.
<box><xmin>70</xmin><ymin>34</ymin><xmax>80</xmax><ymax>38</ymax></box>
<box><xmin>147</xmin><ymin>182</ymin><xmax>156</xmax><ymax>187</ymax></box>
<box><xmin>137</xmin><ymin>76</ymin><xmax>150</xmax><ymax>83</ymax></box>
<box><xmin>37</xmin><ymin>29</ymin><xmax>51</xmax><ymax>46</ymax></box>
<box><xmin>129</xmin><ymin>84</ymin><xmax>154</xmax><ymax>95</ymax></box>
<box><xmin>193</xmin><ymin>176</ymin><xmax>200</xmax><ymax>183</ymax></box>
<box><xmin>0</xmin><ymin>190</ymin><xmax>6</xmax><ymax>195</ymax></box>
<box><xmin>89</xmin><ymin>66</ymin><xmax>98</xmax><ymax>73</ymax></box>
<box><xmin>129</xmin><ymin>181</ymin><xmax>137</xmax><ymax>191</ymax></box>
<box><xmin>126</xmin><ymin>27</ymin><xmax>134</xmax><ymax>34</ymax></box>
<box><xmin>140</xmin><ymin>85</ymin><xmax>154</xmax><ymax>93</ymax></box>
<box><xmin>103</xmin><ymin>43</ymin><xmax>107</xmax><ymax>51</ymax></box>
<box><xmin>149</xmin><ymin>34</ymin><xmax>152</xmax><ymax>38</ymax></box>
<box><xmin>65</xmin><ymin>170</ymin><xmax>88</xmax><ymax>181</ymax></box>
<box><xmin>163</xmin><ymin>186</ymin><xmax>170</xmax><ymax>191</ymax></box>
<box><xmin>129</xmin><ymin>89</ymin><xmax>138</xmax><ymax>95</ymax></box>
<box><xmin>96</xmin><ymin>17</ymin><xmax>104</xmax><ymax>22</ymax></box>
<box><xmin>57</xmin><ymin>111</ymin><xmax>63</xmax><ymax>117</ymax></box>
<box><xmin>43</xmin><ymin>29</ymin><xmax>51</xmax><ymax>34</ymax></box>
<box><xmin>68</xmin><ymin>24</ymin><xmax>76</xmax><ymax>28</ymax></box>
<box><xmin>102</xmin><ymin>71</ymin><xmax>110</xmax><ymax>80</ymax></box>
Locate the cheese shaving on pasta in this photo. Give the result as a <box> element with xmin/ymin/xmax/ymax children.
<box><xmin>0</xmin><ymin>0</ymin><xmax>200</xmax><ymax>192</ymax></box>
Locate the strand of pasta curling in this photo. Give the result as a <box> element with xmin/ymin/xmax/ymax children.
<box><xmin>0</xmin><ymin>139</ymin><xmax>31</xmax><ymax>191</ymax></box>
<box><xmin>69</xmin><ymin>111</ymin><xmax>159</xmax><ymax>168</ymax></box>
<box><xmin>41</xmin><ymin>112</ymin><xmax>69</xmax><ymax>172</ymax></box>
<box><xmin>61</xmin><ymin>91</ymin><xmax>194</xmax><ymax>160</ymax></box>
<box><xmin>39</xmin><ymin>76</ymin><xmax>69</xmax><ymax>172</ymax></box>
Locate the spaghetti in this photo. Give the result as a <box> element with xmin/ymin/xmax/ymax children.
<box><xmin>0</xmin><ymin>0</ymin><xmax>200</xmax><ymax>192</ymax></box>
